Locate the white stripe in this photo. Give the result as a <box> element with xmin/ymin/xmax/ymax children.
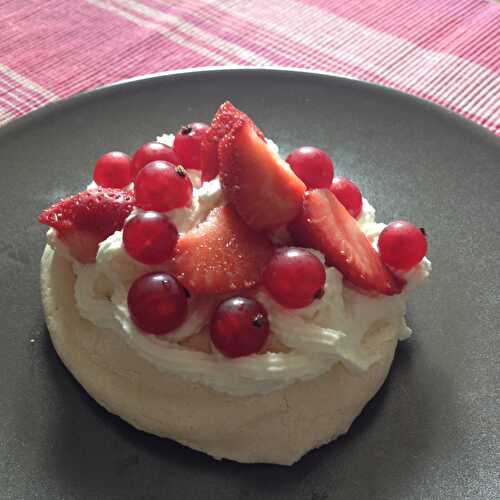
<box><xmin>0</xmin><ymin>76</ymin><xmax>49</xmax><ymax>108</ymax></box>
<box><xmin>205</xmin><ymin>0</ymin><xmax>500</xmax><ymax>112</ymax></box>
<box><xmin>458</xmin><ymin>71</ymin><xmax>500</xmax><ymax>117</ymax></box>
<box><xmin>113</xmin><ymin>0</ymin><xmax>273</xmax><ymax>65</ymax></box>
<box><xmin>0</xmin><ymin>63</ymin><xmax>58</xmax><ymax>101</ymax></box>
<box><xmin>474</xmin><ymin>92</ymin><xmax>500</xmax><ymax>124</ymax></box>
<box><xmin>85</xmin><ymin>0</ymin><xmax>271</xmax><ymax>65</ymax></box>
<box><xmin>0</xmin><ymin>106</ymin><xmax>14</xmax><ymax>124</ymax></box>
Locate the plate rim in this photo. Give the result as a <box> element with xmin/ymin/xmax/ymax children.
<box><xmin>1</xmin><ymin>65</ymin><xmax>498</xmax><ymax>145</ymax></box>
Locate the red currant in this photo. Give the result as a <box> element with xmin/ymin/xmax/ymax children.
<box><xmin>131</xmin><ymin>142</ymin><xmax>180</xmax><ymax>179</ymax></box>
<box><xmin>286</xmin><ymin>146</ymin><xmax>334</xmax><ymax>188</ymax></box>
<box><xmin>134</xmin><ymin>161</ymin><xmax>192</xmax><ymax>212</ymax></box>
<box><xmin>173</xmin><ymin>122</ymin><xmax>209</xmax><ymax>170</ymax></box>
<box><xmin>93</xmin><ymin>151</ymin><xmax>132</xmax><ymax>188</ymax></box>
<box><xmin>128</xmin><ymin>272</ymin><xmax>188</xmax><ymax>335</ymax></box>
<box><xmin>123</xmin><ymin>211</ymin><xmax>178</xmax><ymax>265</ymax></box>
<box><xmin>263</xmin><ymin>248</ymin><xmax>326</xmax><ymax>308</ymax></box>
<box><xmin>378</xmin><ymin>221</ymin><xmax>427</xmax><ymax>271</ymax></box>
<box><xmin>210</xmin><ymin>297</ymin><xmax>270</xmax><ymax>358</ymax></box>
<box><xmin>329</xmin><ymin>176</ymin><xmax>363</xmax><ymax>219</ymax></box>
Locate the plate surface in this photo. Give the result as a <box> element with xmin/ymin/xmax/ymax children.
<box><xmin>0</xmin><ymin>68</ymin><xmax>498</xmax><ymax>500</ymax></box>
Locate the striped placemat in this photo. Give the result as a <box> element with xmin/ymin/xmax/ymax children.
<box><xmin>0</xmin><ymin>0</ymin><xmax>499</xmax><ymax>134</ymax></box>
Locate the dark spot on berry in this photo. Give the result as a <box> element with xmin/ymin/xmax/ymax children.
<box><xmin>420</xmin><ymin>227</ymin><xmax>427</xmax><ymax>236</ymax></box>
<box><xmin>252</xmin><ymin>314</ymin><xmax>265</xmax><ymax>328</ymax></box>
<box><xmin>175</xmin><ymin>166</ymin><xmax>187</xmax><ymax>177</ymax></box>
<box><xmin>183</xmin><ymin>286</ymin><xmax>191</xmax><ymax>299</ymax></box>
<box><xmin>314</xmin><ymin>288</ymin><xmax>325</xmax><ymax>300</ymax></box>
<box><xmin>181</xmin><ymin>125</ymin><xmax>192</xmax><ymax>135</ymax></box>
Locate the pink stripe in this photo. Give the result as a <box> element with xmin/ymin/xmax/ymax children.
<box><xmin>302</xmin><ymin>0</ymin><xmax>500</xmax><ymax>70</ymax></box>
<box><xmin>0</xmin><ymin>0</ymin><xmax>217</xmax><ymax>97</ymax></box>
<box><xmin>104</xmin><ymin>0</ymin><xmax>262</xmax><ymax>66</ymax></box>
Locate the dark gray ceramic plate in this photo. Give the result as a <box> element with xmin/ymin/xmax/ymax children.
<box><xmin>0</xmin><ymin>68</ymin><xmax>499</xmax><ymax>500</ymax></box>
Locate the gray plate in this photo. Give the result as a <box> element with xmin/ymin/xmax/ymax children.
<box><xmin>0</xmin><ymin>68</ymin><xmax>498</xmax><ymax>500</ymax></box>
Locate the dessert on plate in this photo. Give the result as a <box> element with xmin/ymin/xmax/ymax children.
<box><xmin>39</xmin><ymin>102</ymin><xmax>431</xmax><ymax>465</ymax></box>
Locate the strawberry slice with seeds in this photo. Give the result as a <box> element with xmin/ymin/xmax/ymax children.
<box><xmin>200</xmin><ymin>101</ymin><xmax>264</xmax><ymax>182</ymax></box>
<box><xmin>289</xmin><ymin>189</ymin><xmax>404</xmax><ymax>295</ymax></box>
<box><xmin>173</xmin><ymin>205</ymin><xmax>273</xmax><ymax>295</ymax></box>
<box><xmin>39</xmin><ymin>187</ymin><xmax>135</xmax><ymax>263</ymax></box>
<box><xmin>219</xmin><ymin>120</ymin><xmax>306</xmax><ymax>231</ymax></box>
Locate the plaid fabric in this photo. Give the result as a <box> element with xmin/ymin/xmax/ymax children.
<box><xmin>0</xmin><ymin>0</ymin><xmax>499</xmax><ymax>134</ymax></box>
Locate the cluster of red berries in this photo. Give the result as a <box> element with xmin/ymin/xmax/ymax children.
<box><xmin>93</xmin><ymin>125</ymin><xmax>209</xmax><ymax>265</ymax></box>
<box><xmin>89</xmin><ymin>115</ymin><xmax>427</xmax><ymax>359</ymax></box>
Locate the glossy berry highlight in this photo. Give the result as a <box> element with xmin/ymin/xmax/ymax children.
<box><xmin>128</xmin><ymin>272</ymin><xmax>188</xmax><ymax>335</ymax></box>
<box><xmin>378</xmin><ymin>221</ymin><xmax>427</xmax><ymax>271</ymax></box>
<box><xmin>131</xmin><ymin>142</ymin><xmax>180</xmax><ymax>179</ymax></box>
<box><xmin>329</xmin><ymin>176</ymin><xmax>363</xmax><ymax>219</ymax></box>
<box><xmin>286</xmin><ymin>146</ymin><xmax>334</xmax><ymax>189</ymax></box>
<box><xmin>93</xmin><ymin>151</ymin><xmax>132</xmax><ymax>188</ymax></box>
<box><xmin>134</xmin><ymin>161</ymin><xmax>192</xmax><ymax>212</ymax></box>
<box><xmin>173</xmin><ymin>122</ymin><xmax>209</xmax><ymax>170</ymax></box>
<box><xmin>210</xmin><ymin>297</ymin><xmax>270</xmax><ymax>358</ymax></box>
<box><xmin>123</xmin><ymin>211</ymin><xmax>178</xmax><ymax>265</ymax></box>
<box><xmin>263</xmin><ymin>247</ymin><xmax>326</xmax><ymax>308</ymax></box>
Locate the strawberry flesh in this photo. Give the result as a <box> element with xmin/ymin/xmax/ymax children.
<box><xmin>173</xmin><ymin>205</ymin><xmax>273</xmax><ymax>295</ymax></box>
<box><xmin>39</xmin><ymin>187</ymin><xmax>135</xmax><ymax>263</ymax></box>
<box><xmin>219</xmin><ymin>120</ymin><xmax>306</xmax><ymax>231</ymax></box>
<box><xmin>289</xmin><ymin>189</ymin><xmax>404</xmax><ymax>295</ymax></box>
<box><xmin>200</xmin><ymin>101</ymin><xmax>264</xmax><ymax>182</ymax></box>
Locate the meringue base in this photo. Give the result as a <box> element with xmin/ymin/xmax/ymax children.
<box><xmin>40</xmin><ymin>245</ymin><xmax>397</xmax><ymax>465</ymax></box>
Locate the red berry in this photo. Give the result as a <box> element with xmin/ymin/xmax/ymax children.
<box><xmin>201</xmin><ymin>101</ymin><xmax>265</xmax><ymax>182</ymax></box>
<box><xmin>134</xmin><ymin>161</ymin><xmax>192</xmax><ymax>212</ymax></box>
<box><xmin>173</xmin><ymin>122</ymin><xmax>209</xmax><ymax>170</ymax></box>
<box><xmin>289</xmin><ymin>189</ymin><xmax>403</xmax><ymax>295</ymax></box>
<box><xmin>173</xmin><ymin>205</ymin><xmax>273</xmax><ymax>295</ymax></box>
<box><xmin>128</xmin><ymin>272</ymin><xmax>188</xmax><ymax>335</ymax></box>
<box><xmin>38</xmin><ymin>187</ymin><xmax>135</xmax><ymax>263</ymax></box>
<box><xmin>93</xmin><ymin>151</ymin><xmax>132</xmax><ymax>188</ymax></box>
<box><xmin>219</xmin><ymin>120</ymin><xmax>306</xmax><ymax>230</ymax></box>
<box><xmin>329</xmin><ymin>176</ymin><xmax>362</xmax><ymax>219</ymax></box>
<box><xmin>378</xmin><ymin>221</ymin><xmax>427</xmax><ymax>271</ymax></box>
<box><xmin>263</xmin><ymin>248</ymin><xmax>326</xmax><ymax>308</ymax></box>
<box><xmin>210</xmin><ymin>297</ymin><xmax>270</xmax><ymax>358</ymax></box>
<box><xmin>131</xmin><ymin>142</ymin><xmax>180</xmax><ymax>179</ymax></box>
<box><xmin>286</xmin><ymin>147</ymin><xmax>334</xmax><ymax>189</ymax></box>
<box><xmin>123</xmin><ymin>211</ymin><xmax>178</xmax><ymax>265</ymax></box>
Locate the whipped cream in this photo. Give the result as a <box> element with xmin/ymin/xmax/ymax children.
<box><xmin>47</xmin><ymin>137</ymin><xmax>431</xmax><ymax>396</ymax></box>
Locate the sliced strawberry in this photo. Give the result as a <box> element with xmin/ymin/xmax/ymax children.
<box><xmin>173</xmin><ymin>205</ymin><xmax>273</xmax><ymax>295</ymax></box>
<box><xmin>39</xmin><ymin>188</ymin><xmax>135</xmax><ymax>263</ymax></box>
<box><xmin>200</xmin><ymin>101</ymin><xmax>264</xmax><ymax>182</ymax></box>
<box><xmin>289</xmin><ymin>189</ymin><xmax>404</xmax><ymax>295</ymax></box>
<box><xmin>219</xmin><ymin>120</ymin><xmax>306</xmax><ymax>231</ymax></box>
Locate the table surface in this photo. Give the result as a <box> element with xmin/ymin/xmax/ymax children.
<box><xmin>0</xmin><ymin>0</ymin><xmax>499</xmax><ymax>135</ymax></box>
<box><xmin>1</xmin><ymin>67</ymin><xmax>499</xmax><ymax>500</ymax></box>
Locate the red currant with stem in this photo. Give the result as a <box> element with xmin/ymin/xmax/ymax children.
<box><xmin>130</xmin><ymin>142</ymin><xmax>180</xmax><ymax>179</ymax></box>
<box><xmin>263</xmin><ymin>247</ymin><xmax>326</xmax><ymax>308</ymax></box>
<box><xmin>378</xmin><ymin>221</ymin><xmax>427</xmax><ymax>271</ymax></box>
<box><xmin>329</xmin><ymin>176</ymin><xmax>363</xmax><ymax>219</ymax></box>
<box><xmin>286</xmin><ymin>146</ymin><xmax>334</xmax><ymax>188</ymax></box>
<box><xmin>134</xmin><ymin>161</ymin><xmax>192</xmax><ymax>212</ymax></box>
<box><xmin>123</xmin><ymin>211</ymin><xmax>178</xmax><ymax>265</ymax></box>
<box><xmin>210</xmin><ymin>297</ymin><xmax>270</xmax><ymax>358</ymax></box>
<box><xmin>93</xmin><ymin>151</ymin><xmax>132</xmax><ymax>188</ymax></box>
<box><xmin>173</xmin><ymin>122</ymin><xmax>209</xmax><ymax>170</ymax></box>
<box><xmin>128</xmin><ymin>272</ymin><xmax>188</xmax><ymax>335</ymax></box>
